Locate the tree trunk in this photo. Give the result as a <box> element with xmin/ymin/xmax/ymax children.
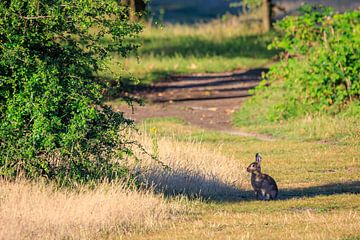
<box><xmin>128</xmin><ymin>0</ymin><xmax>136</xmax><ymax>21</ymax></box>
<box><xmin>120</xmin><ymin>0</ymin><xmax>135</xmax><ymax>21</ymax></box>
<box><xmin>262</xmin><ymin>0</ymin><xmax>271</xmax><ymax>32</ymax></box>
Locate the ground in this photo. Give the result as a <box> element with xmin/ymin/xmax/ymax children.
<box><xmin>113</xmin><ymin>68</ymin><xmax>273</xmax><ymax>141</ymax></box>
<box><xmin>111</xmin><ymin>68</ymin><xmax>360</xmax><ymax>240</ymax></box>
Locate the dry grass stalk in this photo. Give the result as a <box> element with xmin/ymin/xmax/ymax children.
<box><xmin>134</xmin><ymin>134</ymin><xmax>247</xmax><ymax>199</ymax></box>
<box><xmin>0</xmin><ymin>179</ymin><xmax>179</xmax><ymax>240</ymax></box>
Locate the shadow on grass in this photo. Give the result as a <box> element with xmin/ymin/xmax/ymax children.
<box><xmin>142</xmin><ymin>168</ymin><xmax>245</xmax><ymax>201</ymax></box>
<box><xmin>144</xmin><ymin>166</ymin><xmax>360</xmax><ymax>201</ymax></box>
<box><xmin>224</xmin><ymin>181</ymin><xmax>360</xmax><ymax>202</ymax></box>
<box><xmin>140</xmin><ymin>34</ymin><xmax>278</xmax><ymax>59</ymax></box>
<box><xmin>278</xmin><ymin>181</ymin><xmax>360</xmax><ymax>200</ymax></box>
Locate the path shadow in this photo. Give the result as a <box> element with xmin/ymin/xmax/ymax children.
<box><xmin>106</xmin><ymin>68</ymin><xmax>268</xmax><ymax>103</ymax></box>
<box><xmin>170</xmin><ymin>68</ymin><xmax>268</xmax><ymax>81</ymax></box>
<box><xmin>152</xmin><ymin>93</ymin><xmax>251</xmax><ymax>103</ymax></box>
<box><xmin>217</xmin><ymin>86</ymin><xmax>257</xmax><ymax>92</ymax></box>
<box><xmin>141</xmin><ymin>68</ymin><xmax>267</xmax><ymax>102</ymax></box>
<box><xmin>152</xmin><ymin>78</ymin><xmax>258</xmax><ymax>90</ymax></box>
<box><xmin>149</xmin><ymin>68</ymin><xmax>266</xmax><ymax>89</ymax></box>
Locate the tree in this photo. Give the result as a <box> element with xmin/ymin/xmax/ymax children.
<box><xmin>0</xmin><ymin>0</ymin><xmax>142</xmax><ymax>183</ymax></box>
<box><xmin>121</xmin><ymin>0</ymin><xmax>147</xmax><ymax>21</ymax></box>
<box><xmin>231</xmin><ymin>0</ymin><xmax>282</xmax><ymax>32</ymax></box>
<box><xmin>261</xmin><ymin>0</ymin><xmax>271</xmax><ymax>32</ymax></box>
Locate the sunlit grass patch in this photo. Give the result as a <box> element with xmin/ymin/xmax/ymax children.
<box><xmin>243</xmin><ymin>114</ymin><xmax>360</xmax><ymax>144</ymax></box>
<box><xmin>231</xmin><ymin>79</ymin><xmax>360</xmax><ymax>144</ymax></box>
<box><xmin>124</xmin><ymin>194</ymin><xmax>360</xmax><ymax>240</ymax></box>
<box><xmin>212</xmin><ymin>194</ymin><xmax>360</xmax><ymax>214</ymax></box>
<box><xmin>233</xmin><ymin>97</ymin><xmax>360</xmax><ymax>144</ymax></box>
<box><xmin>139</xmin><ymin>118</ymin><xmax>360</xmax><ymax>187</ymax></box>
<box><xmin>101</xmin><ymin>16</ymin><xmax>277</xmax><ymax>85</ymax></box>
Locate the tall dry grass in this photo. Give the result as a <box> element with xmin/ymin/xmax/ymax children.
<box><xmin>0</xmin><ymin>179</ymin><xmax>179</xmax><ymax>240</ymax></box>
<box><xmin>0</xmin><ymin>132</ymin><xmax>247</xmax><ymax>239</ymax></box>
<box><xmin>133</xmin><ymin>133</ymin><xmax>247</xmax><ymax>199</ymax></box>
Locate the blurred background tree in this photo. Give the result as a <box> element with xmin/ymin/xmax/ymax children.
<box><xmin>231</xmin><ymin>0</ymin><xmax>287</xmax><ymax>32</ymax></box>
<box><xmin>121</xmin><ymin>0</ymin><xmax>148</xmax><ymax>21</ymax></box>
<box><xmin>147</xmin><ymin>1</ymin><xmax>358</xmax><ymax>26</ymax></box>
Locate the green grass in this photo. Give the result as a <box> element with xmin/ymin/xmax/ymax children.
<box><xmin>102</xmin><ymin>16</ymin><xmax>278</xmax><ymax>85</ymax></box>
<box><xmin>232</xmin><ymin>80</ymin><xmax>360</xmax><ymax>144</ymax></box>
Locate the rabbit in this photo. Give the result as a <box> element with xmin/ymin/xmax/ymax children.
<box><xmin>246</xmin><ymin>153</ymin><xmax>278</xmax><ymax>200</ymax></box>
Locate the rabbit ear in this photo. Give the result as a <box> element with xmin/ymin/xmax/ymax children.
<box><xmin>255</xmin><ymin>153</ymin><xmax>262</xmax><ymax>163</ymax></box>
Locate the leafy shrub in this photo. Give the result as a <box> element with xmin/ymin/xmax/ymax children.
<box><xmin>0</xmin><ymin>0</ymin><xmax>142</xmax><ymax>183</ymax></box>
<box><xmin>236</xmin><ymin>5</ymin><xmax>360</xmax><ymax>124</ymax></box>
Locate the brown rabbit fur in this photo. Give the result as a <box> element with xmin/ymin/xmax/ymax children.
<box><xmin>246</xmin><ymin>153</ymin><xmax>278</xmax><ymax>200</ymax></box>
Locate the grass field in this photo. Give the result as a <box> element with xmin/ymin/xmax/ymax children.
<box><xmin>102</xmin><ymin>15</ymin><xmax>277</xmax><ymax>85</ymax></box>
<box><xmin>231</xmin><ymin>85</ymin><xmax>360</xmax><ymax>147</ymax></box>
<box><xmin>113</xmin><ymin>13</ymin><xmax>358</xmax><ymax>238</ymax></box>
<box><xmin>3</xmin><ymin>8</ymin><xmax>359</xmax><ymax>240</ymax></box>
<box><xmin>3</xmin><ymin>117</ymin><xmax>359</xmax><ymax>239</ymax></box>
<box><xmin>123</xmin><ymin>118</ymin><xmax>360</xmax><ymax>239</ymax></box>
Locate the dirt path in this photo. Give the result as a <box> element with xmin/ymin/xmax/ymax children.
<box><xmin>113</xmin><ymin>68</ymin><xmax>273</xmax><ymax>141</ymax></box>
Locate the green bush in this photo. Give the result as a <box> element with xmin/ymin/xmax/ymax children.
<box><xmin>271</xmin><ymin>6</ymin><xmax>359</xmax><ymax>108</ymax></box>
<box><xmin>0</xmin><ymin>0</ymin><xmax>142</xmax><ymax>183</ymax></box>
<box><xmin>235</xmin><ymin>5</ymin><xmax>360</xmax><ymax>124</ymax></box>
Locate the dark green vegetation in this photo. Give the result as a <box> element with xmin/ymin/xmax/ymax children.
<box><xmin>0</xmin><ymin>0</ymin><xmax>142</xmax><ymax>183</ymax></box>
<box><xmin>234</xmin><ymin>6</ymin><xmax>360</xmax><ymax>140</ymax></box>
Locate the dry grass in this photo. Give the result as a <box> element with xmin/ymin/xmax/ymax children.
<box><xmin>0</xmin><ymin>179</ymin><xmax>180</xmax><ymax>240</ymax></box>
<box><xmin>3</xmin><ymin>120</ymin><xmax>359</xmax><ymax>240</ymax></box>
<box><xmin>132</xmin><ymin>132</ymin><xmax>247</xmax><ymax>199</ymax></box>
<box><xmin>126</xmin><ymin>203</ymin><xmax>360</xmax><ymax>240</ymax></box>
<box><xmin>119</xmin><ymin>119</ymin><xmax>360</xmax><ymax>240</ymax></box>
<box><xmin>0</xmin><ymin>131</ymin><xmax>249</xmax><ymax>240</ymax></box>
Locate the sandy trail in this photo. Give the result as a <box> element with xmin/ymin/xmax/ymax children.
<box><xmin>113</xmin><ymin>68</ymin><xmax>273</xmax><ymax>141</ymax></box>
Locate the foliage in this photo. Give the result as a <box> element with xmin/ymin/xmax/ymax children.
<box><xmin>235</xmin><ymin>5</ymin><xmax>360</xmax><ymax>125</ymax></box>
<box><xmin>0</xmin><ymin>0</ymin><xmax>142</xmax><ymax>183</ymax></box>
